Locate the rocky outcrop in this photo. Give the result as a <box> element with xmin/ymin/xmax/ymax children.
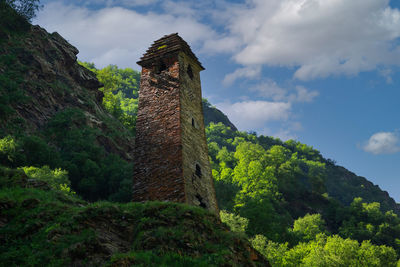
<box><xmin>0</xmin><ymin>23</ymin><xmax>134</xmax><ymax>161</ymax></box>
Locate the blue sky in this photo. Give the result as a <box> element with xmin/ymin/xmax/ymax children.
<box><xmin>34</xmin><ymin>0</ymin><xmax>400</xmax><ymax>202</ymax></box>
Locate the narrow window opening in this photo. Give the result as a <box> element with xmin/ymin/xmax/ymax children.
<box><xmin>191</xmin><ymin>118</ymin><xmax>195</xmax><ymax>127</ymax></box>
<box><xmin>196</xmin><ymin>194</ymin><xmax>207</xmax><ymax>208</ymax></box>
<box><xmin>187</xmin><ymin>64</ymin><xmax>193</xmax><ymax>79</ymax></box>
<box><xmin>195</xmin><ymin>164</ymin><xmax>202</xmax><ymax>177</ymax></box>
<box><xmin>156</xmin><ymin>60</ymin><xmax>167</xmax><ymax>74</ymax></box>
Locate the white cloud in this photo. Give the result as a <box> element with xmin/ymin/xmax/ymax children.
<box><xmin>72</xmin><ymin>0</ymin><xmax>160</xmax><ymax>8</ymax></box>
<box><xmin>202</xmin><ymin>36</ymin><xmax>242</xmax><ymax>54</ymax></box>
<box><xmin>289</xmin><ymin>86</ymin><xmax>319</xmax><ymax>103</ymax></box>
<box><xmin>251</xmin><ymin>81</ymin><xmax>318</xmax><ymax>103</ymax></box>
<box><xmin>34</xmin><ymin>2</ymin><xmax>217</xmax><ymax>68</ymax></box>
<box><xmin>219</xmin><ymin>0</ymin><xmax>400</xmax><ymax>80</ymax></box>
<box><xmin>259</xmin><ymin>127</ymin><xmax>298</xmax><ymax>141</ymax></box>
<box><xmin>250</xmin><ymin>79</ymin><xmax>287</xmax><ymax>101</ymax></box>
<box><xmin>216</xmin><ymin>100</ymin><xmax>291</xmax><ymax>131</ymax></box>
<box><xmin>222</xmin><ymin>65</ymin><xmax>261</xmax><ymax>86</ymax></box>
<box><xmin>379</xmin><ymin>68</ymin><xmax>394</xmax><ymax>84</ymax></box>
<box><xmin>118</xmin><ymin>0</ymin><xmax>159</xmax><ymax>7</ymax></box>
<box><xmin>363</xmin><ymin>131</ymin><xmax>400</xmax><ymax>154</ymax></box>
<box><xmin>223</xmin><ymin>79</ymin><xmax>316</xmax><ymax>136</ymax></box>
<box><xmin>161</xmin><ymin>0</ymin><xmax>197</xmax><ymax>17</ymax></box>
<box><xmin>36</xmin><ymin>0</ymin><xmax>400</xmax><ymax>82</ymax></box>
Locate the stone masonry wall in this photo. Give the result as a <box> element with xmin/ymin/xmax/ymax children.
<box><xmin>133</xmin><ymin>36</ymin><xmax>219</xmax><ymax>215</ymax></box>
<box><xmin>132</xmin><ymin>54</ymin><xmax>186</xmax><ymax>203</ymax></box>
<box><xmin>179</xmin><ymin>53</ymin><xmax>219</xmax><ymax>214</ymax></box>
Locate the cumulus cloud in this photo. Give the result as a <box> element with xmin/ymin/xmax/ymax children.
<box><xmin>379</xmin><ymin>68</ymin><xmax>394</xmax><ymax>84</ymax></box>
<box><xmin>222</xmin><ymin>65</ymin><xmax>261</xmax><ymax>86</ymax></box>
<box><xmin>290</xmin><ymin>86</ymin><xmax>319</xmax><ymax>103</ymax></box>
<box><xmin>216</xmin><ymin>99</ymin><xmax>305</xmax><ymax>139</ymax></box>
<box><xmin>71</xmin><ymin>0</ymin><xmax>160</xmax><ymax>8</ymax></box>
<box><xmin>220</xmin><ymin>0</ymin><xmax>400</xmax><ymax>80</ymax></box>
<box><xmin>216</xmin><ymin>100</ymin><xmax>291</xmax><ymax>131</ymax></box>
<box><xmin>363</xmin><ymin>131</ymin><xmax>400</xmax><ymax>154</ymax></box>
<box><xmin>36</xmin><ymin>0</ymin><xmax>400</xmax><ymax>82</ymax></box>
<box><xmin>251</xmin><ymin>80</ymin><xmax>318</xmax><ymax>103</ymax></box>
<box><xmin>222</xmin><ymin>80</ymin><xmax>316</xmax><ymax>136</ymax></box>
<box><xmin>250</xmin><ymin>79</ymin><xmax>287</xmax><ymax>101</ymax></box>
<box><xmin>259</xmin><ymin>127</ymin><xmax>299</xmax><ymax>141</ymax></box>
<box><xmin>202</xmin><ymin>36</ymin><xmax>242</xmax><ymax>55</ymax></box>
<box><xmin>34</xmin><ymin>1</ymin><xmax>217</xmax><ymax>68</ymax></box>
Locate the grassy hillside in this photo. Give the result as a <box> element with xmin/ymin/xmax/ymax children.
<box><xmin>0</xmin><ymin>167</ymin><xmax>267</xmax><ymax>266</ymax></box>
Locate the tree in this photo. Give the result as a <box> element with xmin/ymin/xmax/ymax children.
<box><xmin>292</xmin><ymin>213</ymin><xmax>327</xmax><ymax>242</ymax></box>
<box><xmin>251</xmin><ymin>235</ymin><xmax>289</xmax><ymax>267</ymax></box>
<box><xmin>4</xmin><ymin>0</ymin><xmax>42</xmax><ymax>21</ymax></box>
<box><xmin>79</xmin><ymin>62</ymin><xmax>140</xmax><ymax>134</ymax></box>
<box><xmin>220</xmin><ymin>210</ymin><xmax>248</xmax><ymax>234</ymax></box>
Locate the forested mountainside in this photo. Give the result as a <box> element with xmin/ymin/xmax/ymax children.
<box><xmin>1</xmin><ymin>2</ymin><xmax>400</xmax><ymax>266</ymax></box>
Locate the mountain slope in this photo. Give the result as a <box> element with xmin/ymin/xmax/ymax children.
<box><xmin>0</xmin><ymin>16</ymin><xmax>134</xmax><ymax>161</ymax></box>
<box><xmin>202</xmin><ymin>98</ymin><xmax>238</xmax><ymax>131</ymax></box>
<box><xmin>201</xmin><ymin>106</ymin><xmax>399</xmax><ymax>215</ymax></box>
<box><xmin>0</xmin><ymin>168</ymin><xmax>268</xmax><ymax>266</ymax></box>
<box><xmin>325</xmin><ymin>164</ymin><xmax>399</xmax><ymax>214</ymax></box>
<box><xmin>0</xmin><ymin>4</ymin><xmax>135</xmax><ymax>202</ymax></box>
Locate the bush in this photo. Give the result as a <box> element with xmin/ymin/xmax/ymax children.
<box><xmin>22</xmin><ymin>165</ymin><xmax>73</xmax><ymax>194</ymax></box>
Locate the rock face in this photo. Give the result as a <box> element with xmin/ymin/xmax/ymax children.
<box><xmin>7</xmin><ymin>26</ymin><xmax>101</xmax><ymax>127</ymax></box>
<box><xmin>0</xmin><ymin>24</ymin><xmax>134</xmax><ymax>161</ymax></box>
<box><xmin>133</xmin><ymin>34</ymin><xmax>219</xmax><ymax>214</ymax></box>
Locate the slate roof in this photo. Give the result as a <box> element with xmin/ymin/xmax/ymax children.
<box><xmin>137</xmin><ymin>33</ymin><xmax>205</xmax><ymax>70</ymax></box>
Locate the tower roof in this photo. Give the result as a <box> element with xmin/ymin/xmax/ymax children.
<box><xmin>137</xmin><ymin>33</ymin><xmax>205</xmax><ymax>70</ymax></box>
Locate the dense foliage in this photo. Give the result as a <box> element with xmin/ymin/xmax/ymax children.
<box><xmin>210</xmin><ymin>122</ymin><xmax>400</xmax><ymax>265</ymax></box>
<box><xmin>79</xmin><ymin>62</ymin><xmax>140</xmax><ymax>135</ymax></box>
<box><xmin>0</xmin><ymin>108</ymin><xmax>133</xmax><ymax>202</ymax></box>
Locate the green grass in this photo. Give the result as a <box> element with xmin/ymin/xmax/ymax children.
<box><xmin>0</xmin><ymin>177</ymin><xmax>263</xmax><ymax>266</ymax></box>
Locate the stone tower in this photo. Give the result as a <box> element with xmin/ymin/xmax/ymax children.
<box><xmin>133</xmin><ymin>33</ymin><xmax>219</xmax><ymax>214</ymax></box>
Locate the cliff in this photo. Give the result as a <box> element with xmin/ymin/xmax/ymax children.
<box><xmin>0</xmin><ymin>7</ymin><xmax>134</xmax><ymax>162</ymax></box>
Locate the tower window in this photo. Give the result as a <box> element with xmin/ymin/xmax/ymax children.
<box><xmin>195</xmin><ymin>164</ymin><xmax>202</xmax><ymax>177</ymax></box>
<box><xmin>196</xmin><ymin>194</ymin><xmax>207</xmax><ymax>208</ymax></box>
<box><xmin>156</xmin><ymin>60</ymin><xmax>167</xmax><ymax>74</ymax></box>
<box><xmin>191</xmin><ymin>118</ymin><xmax>195</xmax><ymax>127</ymax></box>
<box><xmin>187</xmin><ymin>64</ymin><xmax>193</xmax><ymax>79</ymax></box>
